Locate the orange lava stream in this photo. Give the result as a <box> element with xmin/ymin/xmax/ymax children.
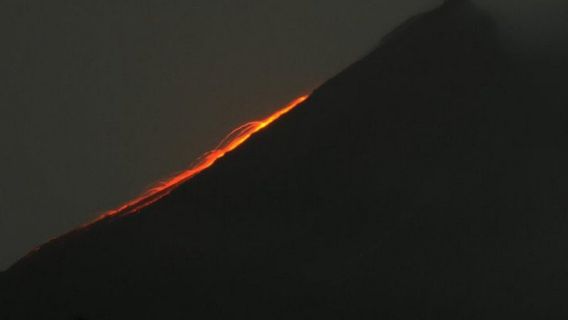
<box><xmin>90</xmin><ymin>94</ymin><xmax>310</xmax><ymax>225</ymax></box>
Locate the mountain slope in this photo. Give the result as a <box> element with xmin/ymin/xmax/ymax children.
<box><xmin>3</xmin><ymin>1</ymin><xmax>568</xmax><ymax>319</ymax></box>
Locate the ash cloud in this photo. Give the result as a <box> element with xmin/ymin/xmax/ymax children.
<box><xmin>476</xmin><ymin>0</ymin><xmax>568</xmax><ymax>56</ymax></box>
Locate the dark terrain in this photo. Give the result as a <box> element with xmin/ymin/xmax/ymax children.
<box><xmin>3</xmin><ymin>0</ymin><xmax>568</xmax><ymax>318</ymax></box>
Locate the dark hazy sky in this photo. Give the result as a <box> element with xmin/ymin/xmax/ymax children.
<box><xmin>1</xmin><ymin>0</ymin><xmax>567</xmax><ymax>270</ymax></box>
<box><xmin>0</xmin><ymin>0</ymin><xmax>444</xmax><ymax>270</ymax></box>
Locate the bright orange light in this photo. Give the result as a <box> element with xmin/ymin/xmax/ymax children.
<box><xmin>89</xmin><ymin>94</ymin><xmax>310</xmax><ymax>225</ymax></box>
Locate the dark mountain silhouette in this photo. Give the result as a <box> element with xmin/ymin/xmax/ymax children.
<box><xmin>3</xmin><ymin>1</ymin><xmax>568</xmax><ymax>318</ymax></box>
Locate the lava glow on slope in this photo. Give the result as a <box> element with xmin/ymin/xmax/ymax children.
<box><xmin>90</xmin><ymin>94</ymin><xmax>310</xmax><ymax>225</ymax></box>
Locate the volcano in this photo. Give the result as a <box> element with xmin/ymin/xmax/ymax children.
<box><xmin>3</xmin><ymin>1</ymin><xmax>568</xmax><ymax>319</ymax></box>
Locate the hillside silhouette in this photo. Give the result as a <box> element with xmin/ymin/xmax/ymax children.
<box><xmin>3</xmin><ymin>1</ymin><xmax>568</xmax><ymax>318</ymax></box>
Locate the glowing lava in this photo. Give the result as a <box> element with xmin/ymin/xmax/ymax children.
<box><xmin>91</xmin><ymin>94</ymin><xmax>310</xmax><ymax>224</ymax></box>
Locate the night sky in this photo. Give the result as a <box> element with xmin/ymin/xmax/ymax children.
<box><xmin>0</xmin><ymin>0</ymin><xmax>444</xmax><ymax>270</ymax></box>
<box><xmin>1</xmin><ymin>0</ymin><xmax>567</xmax><ymax>270</ymax></box>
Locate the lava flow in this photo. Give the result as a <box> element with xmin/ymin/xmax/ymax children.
<box><xmin>90</xmin><ymin>94</ymin><xmax>310</xmax><ymax>224</ymax></box>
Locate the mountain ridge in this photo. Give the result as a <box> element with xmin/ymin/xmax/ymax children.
<box><xmin>3</xmin><ymin>1</ymin><xmax>568</xmax><ymax>319</ymax></box>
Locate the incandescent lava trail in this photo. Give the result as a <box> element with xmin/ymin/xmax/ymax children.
<box><xmin>90</xmin><ymin>94</ymin><xmax>310</xmax><ymax>225</ymax></box>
